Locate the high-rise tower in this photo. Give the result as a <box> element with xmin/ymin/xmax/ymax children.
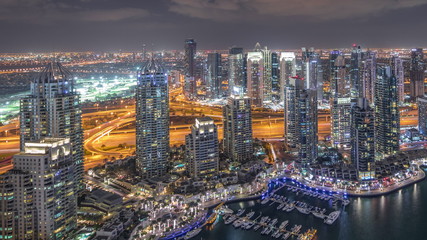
<box><xmin>279</xmin><ymin>52</ymin><xmax>296</xmax><ymax>103</ymax></box>
<box><xmin>223</xmin><ymin>95</ymin><xmax>253</xmax><ymax>162</ymax></box>
<box><xmin>184</xmin><ymin>39</ymin><xmax>197</xmax><ymax>99</ymax></box>
<box><xmin>390</xmin><ymin>55</ymin><xmax>405</xmax><ymax>104</ymax></box>
<box><xmin>185</xmin><ymin>117</ymin><xmax>219</xmax><ymax>178</ymax></box>
<box><xmin>409</xmin><ymin>48</ymin><xmax>425</xmax><ymax>99</ymax></box>
<box><xmin>228</xmin><ymin>47</ymin><xmax>245</xmax><ymax>95</ymax></box>
<box><xmin>206</xmin><ymin>53</ymin><xmax>222</xmax><ymax>99</ymax></box>
<box><xmin>246</xmin><ymin>48</ymin><xmax>264</xmax><ymax>107</ymax></box>
<box><xmin>374</xmin><ymin>64</ymin><xmax>400</xmax><ymax>158</ymax></box>
<box><xmin>351</xmin><ymin>98</ymin><xmax>375</xmax><ymax>179</ymax></box>
<box><xmin>136</xmin><ymin>59</ymin><xmax>169</xmax><ymax>178</ymax></box>
<box><xmin>19</xmin><ymin>62</ymin><xmax>83</xmax><ymax>194</ymax></box>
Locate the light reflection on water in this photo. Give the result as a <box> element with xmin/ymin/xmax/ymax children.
<box><xmin>200</xmin><ymin>177</ymin><xmax>427</xmax><ymax>240</ymax></box>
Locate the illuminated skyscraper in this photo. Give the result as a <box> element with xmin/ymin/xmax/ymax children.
<box><xmin>185</xmin><ymin>117</ymin><xmax>219</xmax><ymax>178</ymax></box>
<box><xmin>13</xmin><ymin>138</ymin><xmax>76</xmax><ymax>240</ymax></box>
<box><xmin>417</xmin><ymin>96</ymin><xmax>427</xmax><ymax>136</ymax></box>
<box><xmin>228</xmin><ymin>47</ymin><xmax>245</xmax><ymax>95</ymax></box>
<box><xmin>361</xmin><ymin>51</ymin><xmax>376</xmax><ymax>103</ymax></box>
<box><xmin>374</xmin><ymin>64</ymin><xmax>400</xmax><ymax>158</ymax></box>
<box><xmin>136</xmin><ymin>59</ymin><xmax>169</xmax><ymax>178</ymax></box>
<box><xmin>206</xmin><ymin>53</ymin><xmax>222</xmax><ymax>99</ymax></box>
<box><xmin>184</xmin><ymin>39</ymin><xmax>197</xmax><ymax>99</ymax></box>
<box><xmin>331</xmin><ymin>97</ymin><xmax>354</xmax><ymax>149</ymax></box>
<box><xmin>247</xmin><ymin>47</ymin><xmax>264</xmax><ymax>107</ymax></box>
<box><xmin>390</xmin><ymin>55</ymin><xmax>405</xmax><ymax>104</ymax></box>
<box><xmin>351</xmin><ymin>98</ymin><xmax>375</xmax><ymax>179</ymax></box>
<box><xmin>284</xmin><ymin>78</ymin><xmax>318</xmax><ymax>165</ymax></box>
<box><xmin>409</xmin><ymin>48</ymin><xmax>425</xmax><ymax>99</ymax></box>
<box><xmin>271</xmin><ymin>52</ymin><xmax>280</xmax><ymax>101</ymax></box>
<box><xmin>279</xmin><ymin>52</ymin><xmax>296</xmax><ymax>102</ymax></box>
<box><xmin>330</xmin><ymin>55</ymin><xmax>348</xmax><ymax>98</ymax></box>
<box><xmin>19</xmin><ymin>62</ymin><xmax>83</xmax><ymax>194</ymax></box>
<box><xmin>350</xmin><ymin>44</ymin><xmax>364</xmax><ymax>98</ymax></box>
<box><xmin>0</xmin><ymin>170</ymin><xmax>34</xmax><ymax>240</ymax></box>
<box><xmin>261</xmin><ymin>45</ymin><xmax>273</xmax><ymax>103</ymax></box>
<box><xmin>223</xmin><ymin>95</ymin><xmax>253</xmax><ymax>162</ymax></box>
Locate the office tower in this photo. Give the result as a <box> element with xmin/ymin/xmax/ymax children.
<box><xmin>361</xmin><ymin>51</ymin><xmax>376</xmax><ymax>103</ymax></box>
<box><xmin>284</xmin><ymin>78</ymin><xmax>318</xmax><ymax>165</ymax></box>
<box><xmin>301</xmin><ymin>47</ymin><xmax>318</xmax><ymax>91</ymax></box>
<box><xmin>261</xmin><ymin>45</ymin><xmax>273</xmax><ymax>103</ymax></box>
<box><xmin>351</xmin><ymin>98</ymin><xmax>375</xmax><ymax>179</ymax></box>
<box><xmin>418</xmin><ymin>96</ymin><xmax>427</xmax><ymax>135</ymax></box>
<box><xmin>329</xmin><ymin>50</ymin><xmax>341</xmax><ymax>85</ymax></box>
<box><xmin>409</xmin><ymin>48</ymin><xmax>425</xmax><ymax>99</ymax></box>
<box><xmin>350</xmin><ymin>44</ymin><xmax>364</xmax><ymax>98</ymax></box>
<box><xmin>279</xmin><ymin>52</ymin><xmax>297</xmax><ymax>103</ymax></box>
<box><xmin>19</xmin><ymin>62</ymin><xmax>83</xmax><ymax>194</ymax></box>
<box><xmin>184</xmin><ymin>39</ymin><xmax>197</xmax><ymax>99</ymax></box>
<box><xmin>136</xmin><ymin>59</ymin><xmax>169</xmax><ymax>178</ymax></box>
<box><xmin>13</xmin><ymin>138</ymin><xmax>76</xmax><ymax>240</ymax></box>
<box><xmin>375</xmin><ymin>65</ymin><xmax>400</xmax><ymax>158</ymax></box>
<box><xmin>228</xmin><ymin>47</ymin><xmax>245</xmax><ymax>95</ymax></box>
<box><xmin>206</xmin><ymin>53</ymin><xmax>222</xmax><ymax>99</ymax></box>
<box><xmin>271</xmin><ymin>52</ymin><xmax>280</xmax><ymax>101</ymax></box>
<box><xmin>247</xmin><ymin>48</ymin><xmax>264</xmax><ymax>107</ymax></box>
<box><xmin>185</xmin><ymin>117</ymin><xmax>219</xmax><ymax>178</ymax></box>
<box><xmin>223</xmin><ymin>95</ymin><xmax>253</xmax><ymax>162</ymax></box>
<box><xmin>330</xmin><ymin>55</ymin><xmax>349</xmax><ymax>98</ymax></box>
<box><xmin>331</xmin><ymin>97</ymin><xmax>354</xmax><ymax>149</ymax></box>
<box><xmin>0</xmin><ymin>170</ymin><xmax>34</xmax><ymax>240</ymax></box>
<box><xmin>390</xmin><ymin>55</ymin><xmax>405</xmax><ymax>104</ymax></box>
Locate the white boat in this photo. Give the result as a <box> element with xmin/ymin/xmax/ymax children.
<box><xmin>286</xmin><ymin>204</ymin><xmax>295</xmax><ymax>212</ymax></box>
<box><xmin>275</xmin><ymin>231</ymin><xmax>283</xmax><ymax>238</ymax></box>
<box><xmin>312</xmin><ymin>211</ymin><xmax>326</xmax><ymax>219</ymax></box>
<box><xmin>233</xmin><ymin>219</ymin><xmax>243</xmax><ymax>228</ymax></box>
<box><xmin>261</xmin><ymin>198</ymin><xmax>270</xmax><ymax>205</ymax></box>
<box><xmin>296</xmin><ymin>206</ymin><xmax>310</xmax><ymax>214</ymax></box>
<box><xmin>236</xmin><ymin>209</ymin><xmax>245</xmax><ymax>217</ymax></box>
<box><xmin>245</xmin><ymin>221</ymin><xmax>255</xmax><ymax>230</ymax></box>
<box><xmin>224</xmin><ymin>215</ymin><xmax>236</xmax><ymax>224</ymax></box>
<box><xmin>246</xmin><ymin>211</ymin><xmax>255</xmax><ymax>219</ymax></box>
<box><xmin>279</xmin><ymin>220</ymin><xmax>289</xmax><ymax>229</ymax></box>
<box><xmin>283</xmin><ymin>232</ymin><xmax>291</xmax><ymax>240</ymax></box>
<box><xmin>324</xmin><ymin>211</ymin><xmax>340</xmax><ymax>225</ymax></box>
<box><xmin>253</xmin><ymin>224</ymin><xmax>261</xmax><ymax>231</ymax></box>
<box><xmin>270</xmin><ymin>218</ymin><xmax>278</xmax><ymax>226</ymax></box>
<box><xmin>184</xmin><ymin>228</ymin><xmax>202</xmax><ymax>240</ymax></box>
<box><xmin>291</xmin><ymin>224</ymin><xmax>302</xmax><ymax>234</ymax></box>
<box><xmin>277</xmin><ymin>203</ymin><xmax>285</xmax><ymax>210</ymax></box>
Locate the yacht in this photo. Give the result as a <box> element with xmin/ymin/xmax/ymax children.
<box><xmin>253</xmin><ymin>224</ymin><xmax>261</xmax><ymax>231</ymax></box>
<box><xmin>224</xmin><ymin>215</ymin><xmax>236</xmax><ymax>224</ymax></box>
<box><xmin>246</xmin><ymin>211</ymin><xmax>255</xmax><ymax>219</ymax></box>
<box><xmin>324</xmin><ymin>211</ymin><xmax>340</xmax><ymax>225</ymax></box>
<box><xmin>233</xmin><ymin>219</ymin><xmax>243</xmax><ymax>228</ymax></box>
<box><xmin>245</xmin><ymin>221</ymin><xmax>255</xmax><ymax>230</ymax></box>
<box><xmin>277</xmin><ymin>203</ymin><xmax>285</xmax><ymax>210</ymax></box>
<box><xmin>184</xmin><ymin>228</ymin><xmax>202</xmax><ymax>240</ymax></box>
<box><xmin>270</xmin><ymin>218</ymin><xmax>278</xmax><ymax>227</ymax></box>
<box><xmin>283</xmin><ymin>232</ymin><xmax>291</xmax><ymax>240</ymax></box>
<box><xmin>236</xmin><ymin>209</ymin><xmax>245</xmax><ymax>217</ymax></box>
<box><xmin>279</xmin><ymin>220</ymin><xmax>289</xmax><ymax>229</ymax></box>
<box><xmin>286</xmin><ymin>204</ymin><xmax>295</xmax><ymax>212</ymax></box>
<box><xmin>291</xmin><ymin>224</ymin><xmax>302</xmax><ymax>234</ymax></box>
<box><xmin>261</xmin><ymin>198</ymin><xmax>270</xmax><ymax>205</ymax></box>
<box><xmin>296</xmin><ymin>205</ymin><xmax>310</xmax><ymax>215</ymax></box>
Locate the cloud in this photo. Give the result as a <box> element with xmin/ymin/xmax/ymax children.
<box><xmin>0</xmin><ymin>0</ymin><xmax>149</xmax><ymax>23</ymax></box>
<box><xmin>169</xmin><ymin>0</ymin><xmax>427</xmax><ymax>21</ymax></box>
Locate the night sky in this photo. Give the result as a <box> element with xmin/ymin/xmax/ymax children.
<box><xmin>0</xmin><ymin>0</ymin><xmax>426</xmax><ymax>52</ymax></box>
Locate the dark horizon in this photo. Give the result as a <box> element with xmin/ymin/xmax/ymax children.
<box><xmin>0</xmin><ymin>0</ymin><xmax>427</xmax><ymax>52</ymax></box>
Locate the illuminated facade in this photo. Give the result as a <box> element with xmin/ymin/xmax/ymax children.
<box><xmin>185</xmin><ymin>117</ymin><xmax>219</xmax><ymax>178</ymax></box>
<box><xmin>361</xmin><ymin>51</ymin><xmax>376</xmax><ymax>103</ymax></box>
<box><xmin>19</xmin><ymin>62</ymin><xmax>83</xmax><ymax>194</ymax></box>
<box><xmin>351</xmin><ymin>98</ymin><xmax>375</xmax><ymax>179</ymax></box>
<box><xmin>418</xmin><ymin>96</ymin><xmax>427</xmax><ymax>135</ymax></box>
<box><xmin>246</xmin><ymin>50</ymin><xmax>264</xmax><ymax>107</ymax></box>
<box><xmin>206</xmin><ymin>53</ymin><xmax>222</xmax><ymax>99</ymax></box>
<box><xmin>0</xmin><ymin>170</ymin><xmax>34</xmax><ymax>240</ymax></box>
<box><xmin>390</xmin><ymin>55</ymin><xmax>405</xmax><ymax>104</ymax></box>
<box><xmin>374</xmin><ymin>65</ymin><xmax>400</xmax><ymax>158</ymax></box>
<box><xmin>223</xmin><ymin>95</ymin><xmax>253</xmax><ymax>162</ymax></box>
<box><xmin>13</xmin><ymin>138</ymin><xmax>76</xmax><ymax>240</ymax></box>
<box><xmin>136</xmin><ymin>59</ymin><xmax>169</xmax><ymax>178</ymax></box>
<box><xmin>228</xmin><ymin>47</ymin><xmax>245</xmax><ymax>95</ymax></box>
<box><xmin>184</xmin><ymin>39</ymin><xmax>197</xmax><ymax>99</ymax></box>
<box><xmin>409</xmin><ymin>48</ymin><xmax>425</xmax><ymax>99</ymax></box>
<box><xmin>331</xmin><ymin>97</ymin><xmax>354</xmax><ymax>149</ymax></box>
<box><xmin>279</xmin><ymin>52</ymin><xmax>296</xmax><ymax>103</ymax></box>
<box><xmin>350</xmin><ymin>45</ymin><xmax>364</xmax><ymax>98</ymax></box>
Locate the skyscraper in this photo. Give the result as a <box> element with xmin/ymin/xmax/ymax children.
<box><xmin>184</xmin><ymin>39</ymin><xmax>197</xmax><ymax>99</ymax></box>
<box><xmin>136</xmin><ymin>59</ymin><xmax>169</xmax><ymax>178</ymax></box>
<box><xmin>0</xmin><ymin>170</ymin><xmax>34</xmax><ymax>240</ymax></box>
<box><xmin>284</xmin><ymin>78</ymin><xmax>318</xmax><ymax>165</ymax></box>
<box><xmin>350</xmin><ymin>44</ymin><xmax>364</xmax><ymax>98</ymax></box>
<box><xmin>409</xmin><ymin>48</ymin><xmax>425</xmax><ymax>99</ymax></box>
<box><xmin>13</xmin><ymin>138</ymin><xmax>76</xmax><ymax>240</ymax></box>
<box><xmin>375</xmin><ymin>64</ymin><xmax>400</xmax><ymax>158</ymax></box>
<box><xmin>279</xmin><ymin>52</ymin><xmax>296</xmax><ymax>103</ymax></box>
<box><xmin>417</xmin><ymin>96</ymin><xmax>427</xmax><ymax>136</ymax></box>
<box><xmin>223</xmin><ymin>95</ymin><xmax>253</xmax><ymax>162</ymax></box>
<box><xmin>271</xmin><ymin>52</ymin><xmax>280</xmax><ymax>101</ymax></box>
<box><xmin>19</xmin><ymin>62</ymin><xmax>83</xmax><ymax>194</ymax></box>
<box><xmin>261</xmin><ymin>45</ymin><xmax>273</xmax><ymax>103</ymax></box>
<box><xmin>390</xmin><ymin>55</ymin><xmax>405</xmax><ymax>104</ymax></box>
<box><xmin>206</xmin><ymin>53</ymin><xmax>222</xmax><ymax>99</ymax></box>
<box><xmin>301</xmin><ymin>47</ymin><xmax>318</xmax><ymax>91</ymax></box>
<box><xmin>361</xmin><ymin>51</ymin><xmax>376</xmax><ymax>103</ymax></box>
<box><xmin>331</xmin><ymin>97</ymin><xmax>354</xmax><ymax>149</ymax></box>
<box><xmin>330</xmin><ymin>55</ymin><xmax>349</xmax><ymax>98</ymax></box>
<box><xmin>246</xmin><ymin>49</ymin><xmax>264</xmax><ymax>107</ymax></box>
<box><xmin>228</xmin><ymin>47</ymin><xmax>245</xmax><ymax>95</ymax></box>
<box><xmin>185</xmin><ymin>117</ymin><xmax>219</xmax><ymax>178</ymax></box>
<box><xmin>351</xmin><ymin>98</ymin><xmax>375</xmax><ymax>180</ymax></box>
